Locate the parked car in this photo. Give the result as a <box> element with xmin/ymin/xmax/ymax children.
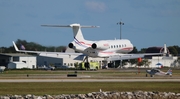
<box><xmin>102</xmin><ymin>65</ymin><xmax>108</xmax><ymax>69</ymax></box>
<box><xmin>55</xmin><ymin>65</ymin><xmax>69</xmax><ymax>69</ymax></box>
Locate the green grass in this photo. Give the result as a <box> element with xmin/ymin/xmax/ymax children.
<box><xmin>0</xmin><ymin>68</ymin><xmax>180</xmax><ymax>79</ymax></box>
<box><xmin>0</xmin><ymin>69</ymin><xmax>179</xmax><ymax>95</ymax></box>
<box><xmin>0</xmin><ymin>82</ymin><xmax>179</xmax><ymax>95</ymax></box>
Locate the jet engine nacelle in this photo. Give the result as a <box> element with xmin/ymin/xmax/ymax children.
<box><xmin>68</xmin><ymin>43</ymin><xmax>74</xmax><ymax>49</ymax></box>
<box><xmin>91</xmin><ymin>41</ymin><xmax>109</xmax><ymax>50</ymax></box>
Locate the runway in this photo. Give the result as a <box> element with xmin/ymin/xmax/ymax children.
<box><xmin>0</xmin><ymin>78</ymin><xmax>180</xmax><ymax>82</ymax></box>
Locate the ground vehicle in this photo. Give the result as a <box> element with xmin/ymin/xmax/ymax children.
<box><xmin>55</xmin><ymin>65</ymin><xmax>69</xmax><ymax>69</ymax></box>
<box><xmin>79</xmin><ymin>62</ymin><xmax>99</xmax><ymax>70</ymax></box>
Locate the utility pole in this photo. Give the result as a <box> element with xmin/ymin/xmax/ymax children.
<box><xmin>117</xmin><ymin>20</ymin><xmax>124</xmax><ymax>39</ymax></box>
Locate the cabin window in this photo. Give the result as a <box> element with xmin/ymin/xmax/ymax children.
<box><xmin>116</xmin><ymin>45</ymin><xmax>118</xmax><ymax>48</ymax></box>
<box><xmin>119</xmin><ymin>45</ymin><xmax>121</xmax><ymax>48</ymax></box>
<box><xmin>114</xmin><ymin>45</ymin><xmax>115</xmax><ymax>48</ymax></box>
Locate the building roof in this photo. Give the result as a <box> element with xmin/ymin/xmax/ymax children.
<box><xmin>0</xmin><ymin>53</ymin><xmax>36</xmax><ymax>57</ymax></box>
<box><xmin>146</xmin><ymin>47</ymin><xmax>169</xmax><ymax>53</ymax></box>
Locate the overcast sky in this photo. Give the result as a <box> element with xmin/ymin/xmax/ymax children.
<box><xmin>0</xmin><ymin>0</ymin><xmax>180</xmax><ymax>50</ymax></box>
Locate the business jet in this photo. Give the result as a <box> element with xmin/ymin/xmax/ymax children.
<box><xmin>146</xmin><ymin>68</ymin><xmax>172</xmax><ymax>77</ymax></box>
<box><xmin>13</xmin><ymin>23</ymin><xmax>162</xmax><ymax>62</ymax></box>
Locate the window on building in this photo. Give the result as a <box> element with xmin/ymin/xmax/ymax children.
<box><xmin>22</xmin><ymin>61</ymin><xmax>26</xmax><ymax>63</ymax></box>
<box><xmin>32</xmin><ymin>65</ymin><xmax>35</xmax><ymax>69</ymax></box>
<box><xmin>13</xmin><ymin>56</ymin><xmax>19</xmax><ymax>62</ymax></box>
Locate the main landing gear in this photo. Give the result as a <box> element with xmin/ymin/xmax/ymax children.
<box><xmin>83</xmin><ymin>56</ymin><xmax>90</xmax><ymax>70</ymax></box>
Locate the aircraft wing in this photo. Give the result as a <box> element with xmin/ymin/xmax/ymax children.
<box><xmin>12</xmin><ymin>41</ymin><xmax>83</xmax><ymax>56</ymax></box>
<box><xmin>107</xmin><ymin>53</ymin><xmax>162</xmax><ymax>61</ymax></box>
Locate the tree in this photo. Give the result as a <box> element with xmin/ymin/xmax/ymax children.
<box><xmin>74</xmin><ymin>62</ymin><xmax>79</xmax><ymax>69</ymax></box>
<box><xmin>143</xmin><ymin>59</ymin><xmax>151</xmax><ymax>68</ymax></box>
<box><xmin>139</xmin><ymin>48</ymin><xmax>147</xmax><ymax>53</ymax></box>
<box><xmin>14</xmin><ymin>39</ymin><xmax>66</xmax><ymax>52</ymax></box>
<box><xmin>168</xmin><ymin>46</ymin><xmax>178</xmax><ymax>56</ymax></box>
<box><xmin>173</xmin><ymin>45</ymin><xmax>180</xmax><ymax>55</ymax></box>
<box><xmin>129</xmin><ymin>47</ymin><xmax>138</xmax><ymax>53</ymax></box>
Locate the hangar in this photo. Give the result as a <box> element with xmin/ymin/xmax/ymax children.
<box><xmin>36</xmin><ymin>48</ymin><xmax>106</xmax><ymax>69</ymax></box>
<box><xmin>0</xmin><ymin>53</ymin><xmax>105</xmax><ymax>69</ymax></box>
<box><xmin>145</xmin><ymin>46</ymin><xmax>178</xmax><ymax>68</ymax></box>
<box><xmin>0</xmin><ymin>53</ymin><xmax>36</xmax><ymax>69</ymax></box>
<box><xmin>123</xmin><ymin>45</ymin><xmax>179</xmax><ymax>68</ymax></box>
<box><xmin>36</xmin><ymin>54</ymin><xmax>105</xmax><ymax>68</ymax></box>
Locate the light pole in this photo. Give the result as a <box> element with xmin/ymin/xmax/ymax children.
<box><xmin>117</xmin><ymin>21</ymin><xmax>124</xmax><ymax>39</ymax></box>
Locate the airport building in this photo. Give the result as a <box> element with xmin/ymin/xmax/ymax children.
<box><xmin>0</xmin><ymin>53</ymin><xmax>36</xmax><ymax>69</ymax></box>
<box><xmin>36</xmin><ymin>48</ymin><xmax>106</xmax><ymax>68</ymax></box>
<box><xmin>148</xmin><ymin>56</ymin><xmax>178</xmax><ymax>68</ymax></box>
<box><xmin>124</xmin><ymin>46</ymin><xmax>179</xmax><ymax>68</ymax></box>
<box><xmin>145</xmin><ymin>46</ymin><xmax>178</xmax><ymax>68</ymax></box>
<box><xmin>37</xmin><ymin>54</ymin><xmax>105</xmax><ymax>68</ymax></box>
<box><xmin>0</xmin><ymin>53</ymin><xmax>105</xmax><ymax>69</ymax></box>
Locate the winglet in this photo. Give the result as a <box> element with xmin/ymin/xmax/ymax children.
<box><xmin>12</xmin><ymin>41</ymin><xmax>19</xmax><ymax>51</ymax></box>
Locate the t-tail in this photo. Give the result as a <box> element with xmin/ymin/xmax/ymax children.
<box><xmin>166</xmin><ymin>69</ymin><xmax>172</xmax><ymax>75</ymax></box>
<box><xmin>41</xmin><ymin>23</ymin><xmax>99</xmax><ymax>42</ymax></box>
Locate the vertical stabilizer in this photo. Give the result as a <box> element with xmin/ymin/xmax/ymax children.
<box><xmin>164</xmin><ymin>44</ymin><xmax>167</xmax><ymax>54</ymax></box>
<box><xmin>70</xmin><ymin>24</ymin><xmax>85</xmax><ymax>41</ymax></box>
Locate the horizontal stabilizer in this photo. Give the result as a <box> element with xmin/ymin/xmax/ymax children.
<box><xmin>41</xmin><ymin>23</ymin><xmax>99</xmax><ymax>28</ymax></box>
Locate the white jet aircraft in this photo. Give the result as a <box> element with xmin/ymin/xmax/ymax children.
<box><xmin>13</xmin><ymin>23</ymin><xmax>162</xmax><ymax>61</ymax></box>
<box><xmin>146</xmin><ymin>68</ymin><xmax>172</xmax><ymax>77</ymax></box>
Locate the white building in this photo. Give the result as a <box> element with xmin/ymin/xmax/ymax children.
<box><xmin>144</xmin><ymin>44</ymin><xmax>178</xmax><ymax>68</ymax></box>
<box><xmin>0</xmin><ymin>52</ymin><xmax>106</xmax><ymax>69</ymax></box>
<box><xmin>37</xmin><ymin>53</ymin><xmax>105</xmax><ymax>68</ymax></box>
<box><xmin>122</xmin><ymin>44</ymin><xmax>179</xmax><ymax>68</ymax></box>
<box><xmin>36</xmin><ymin>47</ymin><xmax>106</xmax><ymax>68</ymax></box>
<box><xmin>148</xmin><ymin>56</ymin><xmax>178</xmax><ymax>68</ymax></box>
<box><xmin>0</xmin><ymin>53</ymin><xmax>36</xmax><ymax>69</ymax></box>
